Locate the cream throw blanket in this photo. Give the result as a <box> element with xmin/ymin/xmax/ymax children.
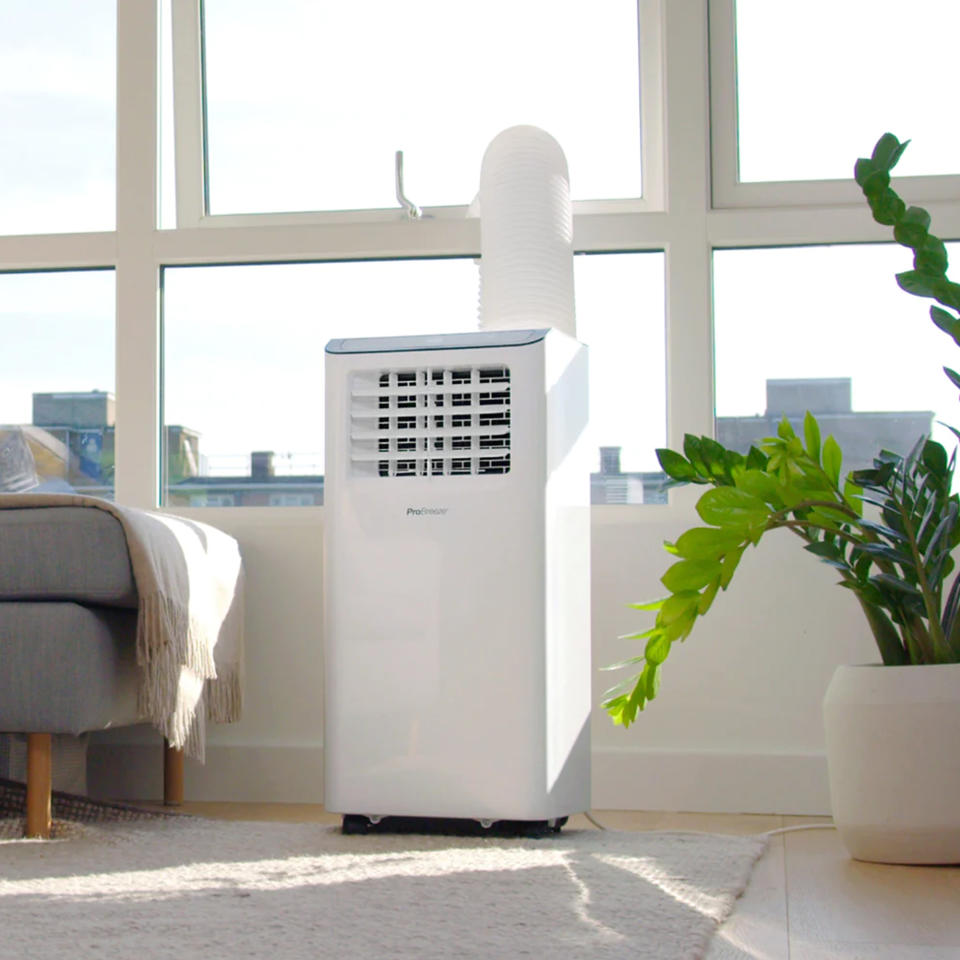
<box><xmin>0</xmin><ymin>494</ymin><xmax>244</xmax><ymax>761</ymax></box>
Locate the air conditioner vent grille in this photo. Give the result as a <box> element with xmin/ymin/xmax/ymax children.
<box><xmin>350</xmin><ymin>366</ymin><xmax>512</xmax><ymax>478</ymax></box>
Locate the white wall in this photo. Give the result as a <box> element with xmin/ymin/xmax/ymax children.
<box><xmin>90</xmin><ymin>493</ymin><xmax>878</xmax><ymax>814</ymax></box>
<box><xmin>82</xmin><ymin>0</ymin><xmax>895</xmax><ymax>815</ymax></box>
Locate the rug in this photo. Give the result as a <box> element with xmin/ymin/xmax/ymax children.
<box><xmin>0</xmin><ymin>809</ymin><xmax>766</xmax><ymax>960</ymax></box>
<box><xmin>0</xmin><ymin>777</ymin><xmax>180</xmax><ymax>840</ymax></box>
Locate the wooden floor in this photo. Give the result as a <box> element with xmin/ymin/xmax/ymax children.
<box><xmin>172</xmin><ymin>803</ymin><xmax>960</xmax><ymax>959</ymax></box>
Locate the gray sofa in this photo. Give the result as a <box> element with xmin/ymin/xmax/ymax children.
<box><xmin>0</xmin><ymin>505</ymin><xmax>182</xmax><ymax>836</ymax></box>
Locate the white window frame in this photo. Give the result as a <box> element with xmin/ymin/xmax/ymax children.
<box><xmin>5</xmin><ymin>0</ymin><xmax>957</xmax><ymax>517</ymax></box>
<box><xmin>171</xmin><ymin>0</ymin><xmax>667</xmax><ymax>232</ymax></box>
<box><xmin>708</xmin><ymin>0</ymin><xmax>960</xmax><ymax>211</ymax></box>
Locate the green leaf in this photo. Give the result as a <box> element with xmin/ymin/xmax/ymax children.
<box><xmin>944</xmin><ymin>367</ymin><xmax>960</xmax><ymax>391</ymax></box>
<box><xmin>804</xmin><ymin>544</ymin><xmax>849</xmax><ymax>571</ymax></box>
<box><xmin>808</xmin><ymin>504</ymin><xmax>856</xmax><ymax>527</ymax></box>
<box><xmin>672</xmin><ymin>526</ymin><xmax>746</xmax><ymax>560</ymax></box>
<box><xmin>870</xmin><ymin>573</ymin><xmax>922</xmax><ymax>597</ymax></box>
<box><xmin>644</xmin><ymin>663</ymin><xmax>661</xmax><ymax>700</ymax></box>
<box><xmin>856</xmin><ymin>542</ymin><xmax>915</xmax><ymax>567</ymax></box>
<box><xmin>843</xmin><ymin>476</ymin><xmax>864</xmax><ymax>516</ymax></box>
<box><xmin>859</xmin><ymin>600</ymin><xmax>910</xmax><ymax>666</ymax></box>
<box><xmin>699</xmin><ymin>436</ymin><xmax>732</xmax><ymax>479</ymax></box>
<box><xmin>658</xmin><ymin>591</ymin><xmax>701</xmax><ymax>624</ymax></box>
<box><xmin>617</xmin><ymin>627</ymin><xmax>659</xmax><ymax>642</ymax></box>
<box><xmin>915</xmin><ymin>236</ymin><xmax>949</xmax><ymax>276</ymax></box>
<box><xmin>734</xmin><ymin>468</ymin><xmax>779</xmax><ymax>504</ymax></box>
<box><xmin>894</xmin><ymin>221</ymin><xmax>927</xmax><ymax>250</ymax></box>
<box><xmin>696</xmin><ymin>487</ymin><xmax>771</xmax><ymax>530</ymax></box>
<box><xmin>656</xmin><ymin>448</ymin><xmax>701</xmax><ymax>483</ymax></box>
<box><xmin>898</xmin><ymin>269</ymin><xmax>942</xmax><ymax>300</ymax></box>
<box><xmin>698</xmin><ymin>577</ymin><xmax>721</xmax><ymax>615</ymax></box>
<box><xmin>804</xmin><ymin>540</ymin><xmax>845</xmax><ymax>562</ymax></box>
<box><xmin>644</xmin><ymin>631</ymin><xmax>672</xmax><ymax>666</ymax></box>
<box><xmin>858</xmin><ymin>166</ymin><xmax>889</xmax><ymax>195</ymax></box>
<box><xmin>627</xmin><ymin>598</ymin><xmax>665</xmax><ymax>612</ymax></box>
<box><xmin>599</xmin><ymin>655</ymin><xmax>647</xmax><ymax>672</ymax></box>
<box><xmin>661</xmin><ymin>558</ymin><xmax>723</xmax><ymax>593</ymax></box>
<box><xmin>922</xmin><ymin>439</ymin><xmax>949</xmax><ymax>477</ymax></box>
<box><xmin>930</xmin><ymin>306</ymin><xmax>960</xmax><ymax>345</ymax></box>
<box><xmin>603</xmin><ymin>692</ymin><xmax>638</xmax><ymax>727</ymax></box>
<box><xmin>859</xmin><ymin>518</ymin><xmax>906</xmax><ymax>542</ymax></box>
<box><xmin>900</xmin><ymin>204</ymin><xmax>931</xmax><ymax>232</ymax></box>
<box><xmin>777</xmin><ymin>417</ymin><xmax>797</xmax><ymax>441</ymax></box>
<box><xmin>923</xmin><ymin>502</ymin><xmax>959</xmax><ymax>569</ymax></box>
<box><xmin>870</xmin><ymin>133</ymin><xmax>909</xmax><ymax>172</ymax></box>
<box><xmin>745</xmin><ymin>446</ymin><xmax>768</xmax><ymax>471</ymax></box>
<box><xmin>822</xmin><ymin>435</ymin><xmax>843</xmax><ymax>487</ymax></box>
<box><xmin>722</xmin><ymin>448</ymin><xmax>746</xmax><ymax>478</ymax></box>
<box><xmin>683</xmin><ymin>435</ymin><xmax>708</xmax><ymax>476</ymax></box>
<box><xmin>854</xmin><ymin>156</ymin><xmax>877</xmax><ymax>187</ymax></box>
<box><xmin>719</xmin><ymin>544</ymin><xmax>745</xmax><ymax>588</ymax></box>
<box><xmin>803</xmin><ymin>411</ymin><xmax>821</xmax><ymax>463</ymax></box>
<box><xmin>872</xmin><ymin>188</ymin><xmax>906</xmax><ymax>225</ymax></box>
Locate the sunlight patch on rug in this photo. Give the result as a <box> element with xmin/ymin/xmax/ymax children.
<box><xmin>0</xmin><ymin>818</ymin><xmax>767</xmax><ymax>960</ymax></box>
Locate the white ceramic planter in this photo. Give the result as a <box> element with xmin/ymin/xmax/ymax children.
<box><xmin>823</xmin><ymin>662</ymin><xmax>960</xmax><ymax>864</ymax></box>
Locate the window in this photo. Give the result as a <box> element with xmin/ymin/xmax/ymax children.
<box><xmin>5</xmin><ymin>1</ymin><xmax>956</xmax><ymax>516</ymax></box>
<box><xmin>162</xmin><ymin>252</ymin><xmax>665</xmax><ymax>507</ymax></box>
<box><xmin>0</xmin><ymin>0</ymin><xmax>115</xmax><ymax>234</ymax></box>
<box><xmin>734</xmin><ymin>0</ymin><xmax>960</xmax><ymax>184</ymax></box>
<box><xmin>201</xmin><ymin>0</ymin><xmax>642</xmax><ymax>214</ymax></box>
<box><xmin>577</xmin><ymin>252</ymin><xmax>665</xmax><ymax>504</ymax></box>
<box><xmin>161</xmin><ymin>259</ymin><xmax>479</xmax><ymax>507</ymax></box>
<box><xmin>713</xmin><ymin>245</ymin><xmax>958</xmax><ymax>468</ymax></box>
<box><xmin>0</xmin><ymin>270</ymin><xmax>116</xmax><ymax>498</ymax></box>
<box><xmin>710</xmin><ymin>0</ymin><xmax>960</xmax><ymax>209</ymax></box>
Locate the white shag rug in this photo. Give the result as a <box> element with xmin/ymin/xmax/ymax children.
<box><xmin>0</xmin><ymin>819</ymin><xmax>766</xmax><ymax>960</ymax></box>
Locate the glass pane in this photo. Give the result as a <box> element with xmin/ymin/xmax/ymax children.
<box><xmin>162</xmin><ymin>260</ymin><xmax>479</xmax><ymax>507</ymax></box>
<box><xmin>162</xmin><ymin>253</ymin><xmax>666</xmax><ymax>507</ymax></box>
<box><xmin>0</xmin><ymin>1</ymin><xmax>115</xmax><ymax>234</ymax></box>
<box><xmin>578</xmin><ymin>252</ymin><xmax>666</xmax><ymax>505</ymax></box>
<box><xmin>0</xmin><ymin>271</ymin><xmax>116</xmax><ymax>498</ymax></box>
<box><xmin>202</xmin><ymin>0</ymin><xmax>641</xmax><ymax>214</ymax></box>
<box><xmin>735</xmin><ymin>0</ymin><xmax>960</xmax><ymax>182</ymax></box>
<box><xmin>713</xmin><ymin>245</ymin><xmax>958</xmax><ymax>474</ymax></box>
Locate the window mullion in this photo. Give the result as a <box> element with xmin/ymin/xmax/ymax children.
<box><xmin>708</xmin><ymin>0</ymin><xmax>739</xmax><ymax>208</ymax></box>
<box><xmin>637</xmin><ymin>0</ymin><xmax>666</xmax><ymax>210</ymax></box>
<box><xmin>663</xmin><ymin>0</ymin><xmax>714</xmax><ymax>445</ymax></box>
<box><xmin>171</xmin><ymin>0</ymin><xmax>206</xmax><ymax>228</ymax></box>
<box><xmin>115</xmin><ymin>0</ymin><xmax>160</xmax><ymax>507</ymax></box>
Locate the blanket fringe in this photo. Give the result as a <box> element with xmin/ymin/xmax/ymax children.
<box><xmin>136</xmin><ymin>594</ymin><xmax>219</xmax><ymax>760</ymax></box>
<box><xmin>207</xmin><ymin>666</ymin><xmax>244</xmax><ymax>724</ymax></box>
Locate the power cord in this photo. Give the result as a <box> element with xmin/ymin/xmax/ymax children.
<box><xmin>760</xmin><ymin>823</ymin><xmax>836</xmax><ymax>837</ymax></box>
<box><xmin>580</xmin><ymin>812</ymin><xmax>837</xmax><ymax>837</ymax></box>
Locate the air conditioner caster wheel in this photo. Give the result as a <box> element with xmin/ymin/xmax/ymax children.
<box><xmin>342</xmin><ymin>814</ymin><xmax>376</xmax><ymax>835</ymax></box>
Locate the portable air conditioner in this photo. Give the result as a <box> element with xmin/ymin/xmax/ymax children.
<box><xmin>323</xmin><ymin>327</ymin><xmax>590</xmax><ymax>830</ymax></box>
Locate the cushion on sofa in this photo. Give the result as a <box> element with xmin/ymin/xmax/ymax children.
<box><xmin>0</xmin><ymin>601</ymin><xmax>140</xmax><ymax>734</ymax></box>
<box><xmin>0</xmin><ymin>507</ymin><xmax>137</xmax><ymax>607</ymax></box>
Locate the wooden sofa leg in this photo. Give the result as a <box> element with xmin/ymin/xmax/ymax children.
<box><xmin>163</xmin><ymin>739</ymin><xmax>184</xmax><ymax>806</ymax></box>
<box><xmin>25</xmin><ymin>733</ymin><xmax>52</xmax><ymax>839</ymax></box>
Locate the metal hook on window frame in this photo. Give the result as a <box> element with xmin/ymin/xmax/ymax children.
<box><xmin>395</xmin><ymin>150</ymin><xmax>422</xmax><ymax>220</ymax></box>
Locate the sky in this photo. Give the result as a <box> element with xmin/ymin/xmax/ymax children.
<box><xmin>0</xmin><ymin>0</ymin><xmax>959</xmax><ymax>489</ymax></box>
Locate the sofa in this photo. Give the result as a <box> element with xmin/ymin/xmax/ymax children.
<box><xmin>0</xmin><ymin>504</ymin><xmax>185</xmax><ymax>836</ymax></box>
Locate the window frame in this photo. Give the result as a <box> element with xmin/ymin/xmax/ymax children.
<box><xmin>170</xmin><ymin>0</ymin><xmax>667</xmax><ymax>230</ymax></box>
<box><xmin>3</xmin><ymin>0</ymin><xmax>959</xmax><ymax>515</ymax></box>
<box><xmin>708</xmin><ymin>0</ymin><xmax>960</xmax><ymax>210</ymax></box>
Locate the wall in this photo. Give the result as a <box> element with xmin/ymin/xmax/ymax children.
<box><xmin>90</xmin><ymin>492</ymin><xmax>878</xmax><ymax>814</ymax></box>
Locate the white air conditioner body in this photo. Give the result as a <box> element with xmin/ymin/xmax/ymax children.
<box><xmin>323</xmin><ymin>327</ymin><xmax>590</xmax><ymax>823</ymax></box>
